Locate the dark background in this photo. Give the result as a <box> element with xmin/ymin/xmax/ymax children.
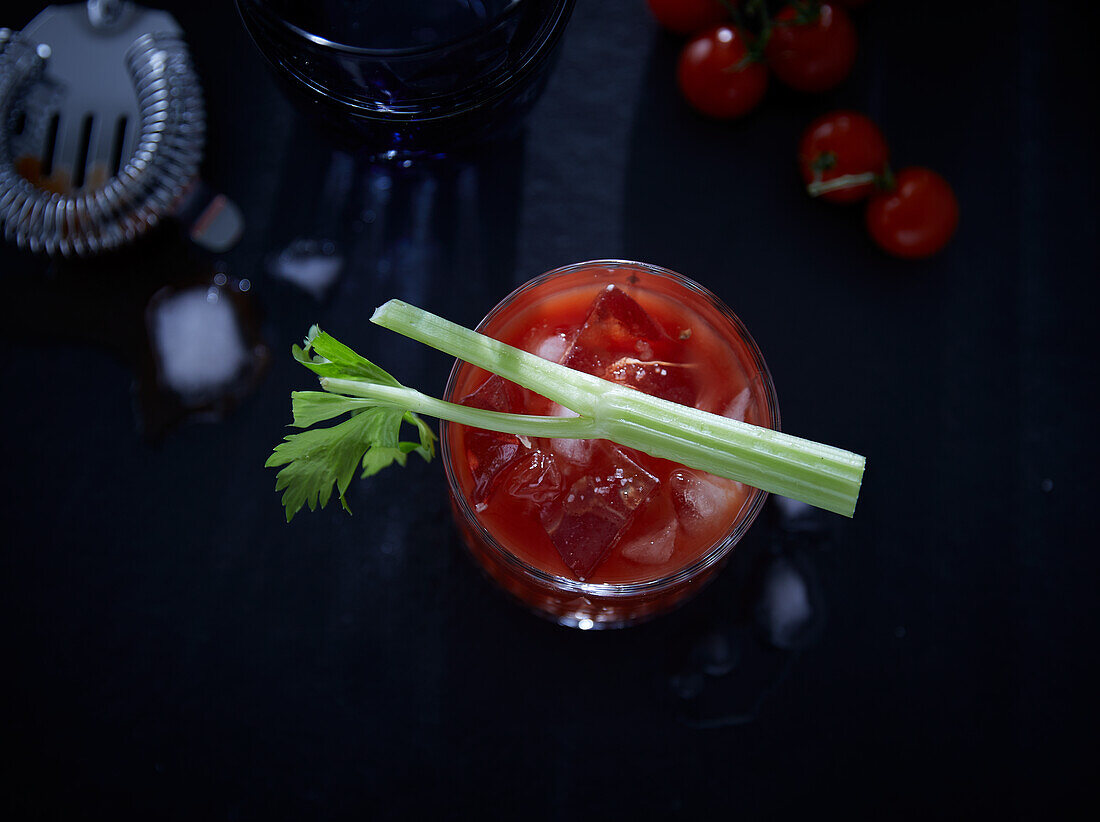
<box><xmin>2</xmin><ymin>1</ymin><xmax>1097</xmax><ymax>818</ymax></box>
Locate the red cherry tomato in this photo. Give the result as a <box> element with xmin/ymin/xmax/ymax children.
<box><xmin>764</xmin><ymin>3</ymin><xmax>857</xmax><ymax>93</ymax></box>
<box><xmin>647</xmin><ymin>0</ymin><xmax>730</xmax><ymax>36</ymax></box>
<box><xmin>677</xmin><ymin>26</ymin><xmax>768</xmax><ymax>119</ymax></box>
<box><xmin>798</xmin><ymin>110</ymin><xmax>888</xmax><ymax>204</ymax></box>
<box><xmin>865</xmin><ymin>167</ymin><xmax>959</xmax><ymax>259</ymax></box>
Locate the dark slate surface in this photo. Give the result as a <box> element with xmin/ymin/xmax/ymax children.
<box><xmin>1</xmin><ymin>1</ymin><xmax>1096</xmax><ymax>818</ymax></box>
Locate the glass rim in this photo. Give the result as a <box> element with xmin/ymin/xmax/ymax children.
<box><xmin>239</xmin><ymin>0</ymin><xmax>575</xmax><ymax>59</ymax></box>
<box><xmin>441</xmin><ymin>259</ymin><xmax>781</xmax><ymax>599</ymax></box>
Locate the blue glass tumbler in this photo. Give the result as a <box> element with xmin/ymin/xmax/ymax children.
<box><xmin>237</xmin><ymin>0</ymin><xmax>576</xmax><ymax>157</ymax></box>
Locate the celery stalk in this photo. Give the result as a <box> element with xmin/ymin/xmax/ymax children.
<box><xmin>369</xmin><ymin>300</ymin><xmax>865</xmax><ymax>517</ymax></box>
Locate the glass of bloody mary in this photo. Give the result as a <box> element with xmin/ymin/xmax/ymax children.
<box><xmin>441</xmin><ymin>260</ymin><xmax>780</xmax><ymax>628</ymax></box>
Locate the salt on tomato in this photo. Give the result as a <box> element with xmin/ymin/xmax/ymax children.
<box><xmin>647</xmin><ymin>0</ymin><xmax>730</xmax><ymax>36</ymax></box>
<box><xmin>765</xmin><ymin>3</ymin><xmax>857</xmax><ymax>93</ymax></box>
<box><xmin>798</xmin><ymin>110</ymin><xmax>888</xmax><ymax>204</ymax></box>
<box><xmin>865</xmin><ymin>167</ymin><xmax>959</xmax><ymax>259</ymax></box>
<box><xmin>677</xmin><ymin>26</ymin><xmax>768</xmax><ymax>120</ymax></box>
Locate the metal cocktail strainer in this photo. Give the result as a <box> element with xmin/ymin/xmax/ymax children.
<box><xmin>0</xmin><ymin>0</ymin><xmax>239</xmax><ymax>256</ymax></box>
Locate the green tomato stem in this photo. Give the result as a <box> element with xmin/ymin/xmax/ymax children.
<box><xmin>807</xmin><ymin>171</ymin><xmax>877</xmax><ymax>197</ymax></box>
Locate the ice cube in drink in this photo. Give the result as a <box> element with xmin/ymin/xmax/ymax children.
<box><xmin>541</xmin><ymin>442</ymin><xmax>659</xmax><ymax>580</ymax></box>
<box><xmin>459</xmin><ymin>374</ymin><xmax>533</xmax><ymax>505</ymax></box>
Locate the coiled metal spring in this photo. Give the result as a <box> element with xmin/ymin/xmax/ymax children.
<box><xmin>0</xmin><ymin>27</ymin><xmax>204</xmax><ymax>256</ymax></box>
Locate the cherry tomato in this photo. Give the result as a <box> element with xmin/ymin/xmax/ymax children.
<box><xmin>677</xmin><ymin>26</ymin><xmax>768</xmax><ymax>119</ymax></box>
<box><xmin>865</xmin><ymin>167</ymin><xmax>959</xmax><ymax>259</ymax></box>
<box><xmin>798</xmin><ymin>110</ymin><xmax>888</xmax><ymax>204</ymax></box>
<box><xmin>647</xmin><ymin>0</ymin><xmax>730</xmax><ymax>36</ymax></box>
<box><xmin>764</xmin><ymin>3</ymin><xmax>857</xmax><ymax>93</ymax></box>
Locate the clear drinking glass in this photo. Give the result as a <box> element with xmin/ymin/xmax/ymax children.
<box><xmin>237</xmin><ymin>0</ymin><xmax>576</xmax><ymax>157</ymax></box>
<box><xmin>441</xmin><ymin>260</ymin><xmax>781</xmax><ymax>628</ymax></box>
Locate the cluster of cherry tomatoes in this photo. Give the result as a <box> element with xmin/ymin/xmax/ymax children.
<box><xmin>648</xmin><ymin>0</ymin><xmax>865</xmax><ymax>119</ymax></box>
<box><xmin>799</xmin><ymin>111</ymin><xmax>958</xmax><ymax>259</ymax></box>
<box><xmin>648</xmin><ymin>0</ymin><xmax>957</xmax><ymax>259</ymax></box>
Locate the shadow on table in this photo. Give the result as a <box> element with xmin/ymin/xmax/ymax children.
<box><xmin>1</xmin><ymin>226</ymin><xmax>269</xmax><ymax>440</ymax></box>
<box><xmin>0</xmin><ymin>113</ymin><xmax>530</xmax><ymax>442</ymax></box>
<box><xmin>259</xmin><ymin>118</ymin><xmax>527</xmax><ymax>338</ymax></box>
<box><xmin>617</xmin><ymin>32</ymin><xmax>835</xmax><ymax>727</ymax></box>
<box><xmin>662</xmin><ymin>496</ymin><xmax>833</xmax><ymax>728</ymax></box>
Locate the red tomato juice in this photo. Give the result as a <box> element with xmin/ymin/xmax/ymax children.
<box><xmin>441</xmin><ymin>261</ymin><xmax>778</xmax><ymax>627</ymax></box>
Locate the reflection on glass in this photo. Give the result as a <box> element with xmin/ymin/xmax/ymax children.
<box><xmin>237</xmin><ymin>0</ymin><xmax>576</xmax><ymax>157</ymax></box>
